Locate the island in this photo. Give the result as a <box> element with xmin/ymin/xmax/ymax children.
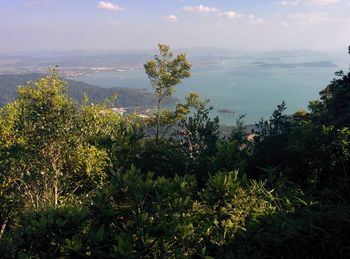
<box><xmin>252</xmin><ymin>61</ymin><xmax>337</xmax><ymax>68</ymax></box>
<box><xmin>217</xmin><ymin>108</ymin><xmax>236</xmax><ymax>116</ymax></box>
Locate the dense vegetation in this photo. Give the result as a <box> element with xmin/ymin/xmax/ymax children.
<box><xmin>0</xmin><ymin>73</ymin><xmax>177</xmax><ymax>108</ymax></box>
<box><xmin>0</xmin><ymin>45</ymin><xmax>350</xmax><ymax>258</ymax></box>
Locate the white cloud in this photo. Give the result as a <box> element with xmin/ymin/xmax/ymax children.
<box><xmin>248</xmin><ymin>14</ymin><xmax>255</xmax><ymax>19</ymax></box>
<box><xmin>97</xmin><ymin>1</ymin><xmax>124</xmax><ymax>12</ymax></box>
<box><xmin>289</xmin><ymin>12</ymin><xmax>331</xmax><ymax>23</ymax></box>
<box><xmin>24</xmin><ymin>0</ymin><xmax>48</xmax><ymax>6</ymax></box>
<box><xmin>309</xmin><ymin>0</ymin><xmax>339</xmax><ymax>5</ymax></box>
<box><xmin>250</xmin><ymin>18</ymin><xmax>265</xmax><ymax>25</ymax></box>
<box><xmin>183</xmin><ymin>5</ymin><xmax>218</xmax><ymax>13</ymax></box>
<box><xmin>218</xmin><ymin>11</ymin><xmax>244</xmax><ymax>19</ymax></box>
<box><xmin>278</xmin><ymin>1</ymin><xmax>300</xmax><ymax>6</ymax></box>
<box><xmin>277</xmin><ymin>0</ymin><xmax>339</xmax><ymax>6</ymax></box>
<box><xmin>161</xmin><ymin>15</ymin><xmax>178</xmax><ymax>23</ymax></box>
<box><xmin>218</xmin><ymin>11</ymin><xmax>266</xmax><ymax>25</ymax></box>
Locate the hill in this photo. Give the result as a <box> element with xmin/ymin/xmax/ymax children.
<box><xmin>0</xmin><ymin>73</ymin><xmax>177</xmax><ymax>108</ymax></box>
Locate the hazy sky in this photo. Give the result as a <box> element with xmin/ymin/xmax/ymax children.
<box><xmin>1</xmin><ymin>0</ymin><xmax>349</xmax><ymax>52</ymax></box>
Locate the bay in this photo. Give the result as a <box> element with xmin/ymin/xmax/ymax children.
<box><xmin>75</xmin><ymin>56</ymin><xmax>339</xmax><ymax>125</ymax></box>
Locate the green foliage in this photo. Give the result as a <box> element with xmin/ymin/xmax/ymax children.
<box><xmin>135</xmin><ymin>93</ymin><xmax>222</xmax><ymax>180</ymax></box>
<box><xmin>87</xmin><ymin>166</ymin><xmax>202</xmax><ymax>257</ymax></box>
<box><xmin>211</xmin><ymin>140</ymin><xmax>248</xmax><ymax>173</ymax></box>
<box><xmin>0</xmin><ymin>73</ymin><xmax>178</xmax><ymax>108</ymax></box>
<box><xmin>144</xmin><ymin>44</ymin><xmax>191</xmax><ymax>101</ymax></box>
<box><xmin>251</xmin><ymin>115</ymin><xmax>350</xmax><ymax>188</ymax></box>
<box><xmin>228</xmin><ymin>201</ymin><xmax>350</xmax><ymax>258</ymax></box>
<box><xmin>255</xmin><ymin>101</ymin><xmax>289</xmax><ymax>139</ymax></box>
<box><xmin>0</xmin><ymin>70</ymin><xmax>143</xmax><ymax>225</ymax></box>
<box><xmin>2</xmin><ymin>45</ymin><xmax>350</xmax><ymax>258</ymax></box>
<box><xmin>229</xmin><ymin>114</ymin><xmax>249</xmax><ymax>145</ymax></box>
<box><xmin>1</xmin><ymin>206</ymin><xmax>89</xmax><ymax>258</ymax></box>
<box><xmin>136</xmin><ymin>138</ymin><xmax>187</xmax><ymax>178</ymax></box>
<box><xmin>308</xmin><ymin>46</ymin><xmax>350</xmax><ymax>127</ymax></box>
<box><xmin>174</xmin><ymin>93</ymin><xmax>220</xmax><ymax>183</ymax></box>
<box><xmin>0</xmin><ymin>71</ymin><xmax>81</xmax><ymax>210</ymax></box>
<box><xmin>210</xmin><ymin>114</ymin><xmax>252</xmax><ymax>174</ymax></box>
<box><xmin>144</xmin><ymin>44</ymin><xmax>191</xmax><ymax>144</ymax></box>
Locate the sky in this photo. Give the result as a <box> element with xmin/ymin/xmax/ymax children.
<box><xmin>0</xmin><ymin>0</ymin><xmax>350</xmax><ymax>52</ymax></box>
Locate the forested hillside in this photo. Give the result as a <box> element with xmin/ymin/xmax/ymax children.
<box><xmin>0</xmin><ymin>73</ymin><xmax>177</xmax><ymax>108</ymax></box>
<box><xmin>0</xmin><ymin>46</ymin><xmax>350</xmax><ymax>258</ymax></box>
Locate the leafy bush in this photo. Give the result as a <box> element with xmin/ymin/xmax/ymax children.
<box><xmin>1</xmin><ymin>207</ymin><xmax>89</xmax><ymax>258</ymax></box>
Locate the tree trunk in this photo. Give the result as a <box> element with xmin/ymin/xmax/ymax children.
<box><xmin>156</xmin><ymin>98</ymin><xmax>161</xmax><ymax>146</ymax></box>
<box><xmin>54</xmin><ymin>177</ymin><xmax>58</xmax><ymax>207</ymax></box>
<box><xmin>52</xmin><ymin>160</ymin><xmax>60</xmax><ymax>207</ymax></box>
<box><xmin>0</xmin><ymin>217</ymin><xmax>8</xmax><ymax>239</ymax></box>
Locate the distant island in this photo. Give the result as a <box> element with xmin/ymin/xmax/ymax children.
<box><xmin>0</xmin><ymin>73</ymin><xmax>177</xmax><ymax>110</ymax></box>
<box><xmin>252</xmin><ymin>61</ymin><xmax>337</xmax><ymax>68</ymax></box>
<box><xmin>217</xmin><ymin>108</ymin><xmax>236</xmax><ymax>116</ymax></box>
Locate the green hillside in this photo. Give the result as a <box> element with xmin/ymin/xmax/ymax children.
<box><xmin>0</xmin><ymin>73</ymin><xmax>177</xmax><ymax>108</ymax></box>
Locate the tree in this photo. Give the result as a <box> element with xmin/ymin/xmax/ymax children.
<box><xmin>309</xmin><ymin>45</ymin><xmax>350</xmax><ymax>127</ymax></box>
<box><xmin>0</xmin><ymin>69</ymin><xmax>79</xmax><ymax>208</ymax></box>
<box><xmin>0</xmin><ymin>70</ymin><xmax>112</xmax><ymax>211</ymax></box>
<box><xmin>174</xmin><ymin>93</ymin><xmax>220</xmax><ymax>182</ymax></box>
<box><xmin>144</xmin><ymin>44</ymin><xmax>191</xmax><ymax>144</ymax></box>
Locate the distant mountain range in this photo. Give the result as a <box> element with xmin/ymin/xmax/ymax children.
<box><xmin>0</xmin><ymin>48</ymin><xmax>337</xmax><ymax>74</ymax></box>
<box><xmin>0</xmin><ymin>73</ymin><xmax>177</xmax><ymax>108</ymax></box>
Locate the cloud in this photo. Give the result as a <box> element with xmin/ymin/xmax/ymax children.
<box><xmin>278</xmin><ymin>1</ymin><xmax>300</xmax><ymax>6</ymax></box>
<box><xmin>307</xmin><ymin>0</ymin><xmax>339</xmax><ymax>5</ymax></box>
<box><xmin>277</xmin><ymin>0</ymin><xmax>339</xmax><ymax>7</ymax></box>
<box><xmin>247</xmin><ymin>17</ymin><xmax>266</xmax><ymax>26</ymax></box>
<box><xmin>183</xmin><ymin>5</ymin><xmax>218</xmax><ymax>13</ymax></box>
<box><xmin>218</xmin><ymin>11</ymin><xmax>264</xmax><ymax>24</ymax></box>
<box><xmin>97</xmin><ymin>1</ymin><xmax>124</xmax><ymax>11</ymax></box>
<box><xmin>252</xmin><ymin>18</ymin><xmax>265</xmax><ymax>23</ymax></box>
<box><xmin>161</xmin><ymin>15</ymin><xmax>178</xmax><ymax>23</ymax></box>
<box><xmin>24</xmin><ymin>0</ymin><xmax>48</xmax><ymax>6</ymax></box>
<box><xmin>218</xmin><ymin>11</ymin><xmax>244</xmax><ymax>19</ymax></box>
<box><xmin>217</xmin><ymin>10</ymin><xmax>266</xmax><ymax>26</ymax></box>
<box><xmin>289</xmin><ymin>12</ymin><xmax>331</xmax><ymax>23</ymax></box>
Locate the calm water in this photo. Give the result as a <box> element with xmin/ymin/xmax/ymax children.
<box><xmin>76</xmin><ymin>57</ymin><xmax>340</xmax><ymax>125</ymax></box>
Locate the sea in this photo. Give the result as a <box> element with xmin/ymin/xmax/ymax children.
<box><xmin>74</xmin><ymin>53</ymin><xmax>348</xmax><ymax>126</ymax></box>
